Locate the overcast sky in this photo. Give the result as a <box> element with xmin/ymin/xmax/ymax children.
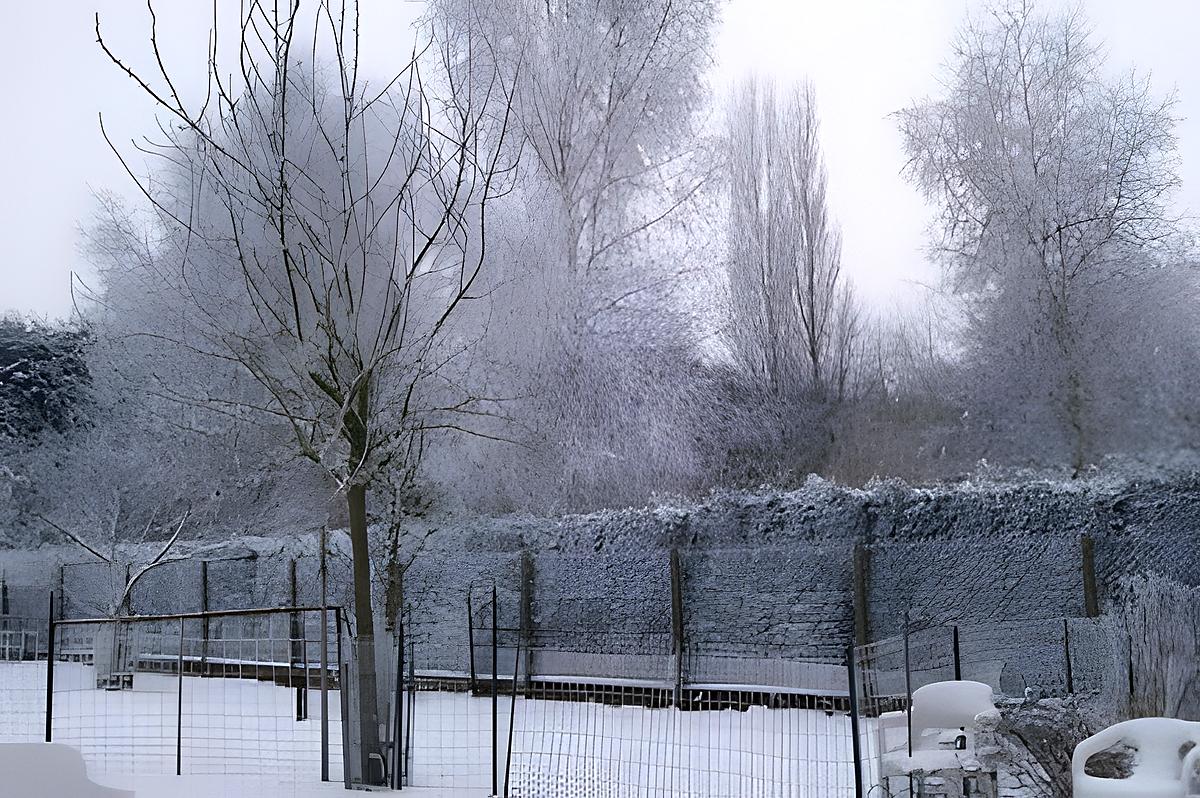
<box><xmin>2</xmin><ymin>0</ymin><xmax>1197</xmax><ymax>319</ymax></box>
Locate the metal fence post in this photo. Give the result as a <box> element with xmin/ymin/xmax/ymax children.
<box><xmin>492</xmin><ymin>585</ymin><xmax>499</xmax><ymax>798</ymax></box>
<box><xmin>340</xmin><ymin>662</ymin><xmax>352</xmax><ymax>789</ymax></box>
<box><xmin>467</xmin><ymin>591</ymin><xmax>477</xmax><ymax>693</ymax></box>
<box><xmin>504</xmin><ymin>641</ymin><xmax>520</xmax><ymax>797</ymax></box>
<box><xmin>846</xmin><ymin>644</ymin><xmax>865</xmax><ymax>798</ymax></box>
<box><xmin>669</xmin><ymin>548</ymin><xmax>685</xmax><ymax>706</ymax></box>
<box><xmin>392</xmin><ymin>615</ymin><xmax>404</xmax><ymax>790</ymax></box>
<box><xmin>903</xmin><ymin>610</ymin><xmax>913</xmax><ymax>758</ymax></box>
<box><xmin>406</xmin><ymin>639</ymin><xmax>414</xmax><ymax>783</ymax></box>
<box><xmin>519</xmin><ymin>551</ymin><xmax>534</xmax><ymax>695</ymax></box>
<box><xmin>320</xmin><ymin>606</ymin><xmax>329</xmax><ymax>782</ymax></box>
<box><xmin>44</xmin><ymin>591</ymin><xmax>55</xmax><ymax>743</ymax></box>
<box><xmin>320</xmin><ymin>523</ymin><xmax>330</xmax><ymax>783</ymax></box>
<box><xmin>176</xmin><ymin>616</ymin><xmax>185</xmax><ymax>775</ymax></box>
<box><xmin>290</xmin><ymin>559</ymin><xmax>305</xmax><ymax>721</ymax></box>
<box><xmin>57</xmin><ymin>566</ymin><xmax>65</xmax><ymax>619</ymax></box>
<box><xmin>200</xmin><ymin>560</ymin><xmax>210</xmax><ymax>676</ymax></box>
<box><xmin>952</xmin><ymin>625</ymin><xmax>961</xmax><ymax>681</ymax></box>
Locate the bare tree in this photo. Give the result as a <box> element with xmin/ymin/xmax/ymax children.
<box><xmin>434</xmin><ymin>0</ymin><xmax>717</xmax><ymax>289</ymax></box>
<box><xmin>727</xmin><ymin>78</ymin><xmax>858</xmax><ymax>403</ymax></box>
<box><xmin>37</xmin><ymin>504</ymin><xmax>191</xmax><ymax>618</ymax></box>
<box><xmin>725</xmin><ymin>78</ymin><xmax>860</xmax><ymax>474</ymax></box>
<box><xmin>426</xmin><ymin>0</ymin><xmax>723</xmax><ymax>509</ymax></box>
<box><xmin>93</xmin><ymin>0</ymin><xmax>515</xmax><ymax>780</ymax></box>
<box><xmin>37</xmin><ymin>505</ymin><xmax>198</xmax><ymax>690</ymax></box>
<box><xmin>897</xmin><ymin>0</ymin><xmax>1181</xmax><ymax>474</ymax></box>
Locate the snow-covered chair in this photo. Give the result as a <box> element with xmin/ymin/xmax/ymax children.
<box><xmin>910</xmin><ymin>680</ymin><xmax>997</xmax><ymax>752</ymax></box>
<box><xmin>880</xmin><ymin>680</ymin><xmax>998</xmax><ymax>778</ymax></box>
<box><xmin>1183</xmin><ymin>743</ymin><xmax>1200</xmax><ymax>797</ymax></box>
<box><xmin>1072</xmin><ymin>718</ymin><xmax>1200</xmax><ymax>798</ymax></box>
<box><xmin>0</xmin><ymin>742</ymin><xmax>133</xmax><ymax>797</ymax></box>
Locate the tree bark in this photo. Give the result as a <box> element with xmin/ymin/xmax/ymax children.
<box><xmin>347</xmin><ymin>481</ymin><xmax>383</xmax><ymax>784</ymax></box>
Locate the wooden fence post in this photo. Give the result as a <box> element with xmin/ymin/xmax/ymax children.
<box><xmin>1081</xmin><ymin>534</ymin><xmax>1099</xmax><ymax>618</ymax></box>
<box><xmin>853</xmin><ymin>544</ymin><xmax>871</xmax><ymax>648</ymax></box>
<box><xmin>519</xmin><ymin>550</ymin><xmax>534</xmax><ymax>693</ymax></box>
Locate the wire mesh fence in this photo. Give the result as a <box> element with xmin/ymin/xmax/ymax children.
<box><xmin>399</xmin><ymin>586</ymin><xmax>863</xmax><ymax>798</ymax></box>
<box><xmin>40</xmin><ymin>606</ymin><xmax>342</xmax><ymax>782</ymax></box>
<box><xmin>848</xmin><ymin>614</ymin><xmax>1125</xmax><ymax>796</ymax></box>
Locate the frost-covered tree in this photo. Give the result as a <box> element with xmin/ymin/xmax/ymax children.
<box><xmin>426</xmin><ymin>0</ymin><xmax>723</xmax><ymax>509</ymax></box>
<box><xmin>727</xmin><ymin>78</ymin><xmax>859</xmax><ymax>404</ymax></box>
<box><xmin>92</xmin><ymin>0</ymin><xmax>515</xmax><ymax>778</ymax></box>
<box><xmin>723</xmin><ymin>78</ymin><xmax>862</xmax><ymax>475</ymax></box>
<box><xmin>897</xmin><ymin>0</ymin><xmax>1183</xmax><ymax>473</ymax></box>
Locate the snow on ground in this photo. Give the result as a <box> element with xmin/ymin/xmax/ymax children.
<box><xmin>2</xmin><ymin>661</ymin><xmax>861</xmax><ymax>797</ymax></box>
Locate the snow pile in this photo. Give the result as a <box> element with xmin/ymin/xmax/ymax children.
<box><xmin>0</xmin><ymin>742</ymin><xmax>132</xmax><ymax>797</ymax></box>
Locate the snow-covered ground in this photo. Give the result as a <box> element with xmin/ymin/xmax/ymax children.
<box><xmin>2</xmin><ymin>662</ymin><xmax>862</xmax><ymax>797</ymax></box>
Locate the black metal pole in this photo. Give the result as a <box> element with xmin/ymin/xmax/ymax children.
<box><xmin>176</xmin><ymin>617</ymin><xmax>185</xmax><ymax>775</ymax></box>
<box><xmin>320</xmin><ymin>607</ymin><xmax>329</xmax><ymax>782</ymax></box>
<box><xmin>670</xmin><ymin>549</ymin><xmax>684</xmax><ymax>707</ymax></box>
<box><xmin>200</xmin><ymin>560</ymin><xmax>209</xmax><ymax>676</ymax></box>
<box><xmin>467</xmin><ymin>591</ymin><xmax>477</xmax><ymax>693</ymax></box>
<box><xmin>44</xmin><ymin>591</ymin><xmax>55</xmax><ymax>743</ymax></box>
<box><xmin>846</xmin><ymin>644</ymin><xmax>865</xmax><ymax>798</ymax></box>
<box><xmin>340</xmin><ymin>662</ymin><xmax>352</xmax><ymax>789</ymax></box>
<box><xmin>320</xmin><ymin>525</ymin><xmax>330</xmax><ymax>782</ymax></box>
<box><xmin>492</xmin><ymin>585</ymin><xmax>499</xmax><ymax>798</ymax></box>
<box><xmin>952</xmin><ymin>625</ymin><xmax>961</xmax><ymax>681</ymax></box>
<box><xmin>405</xmin><ymin>640</ymin><xmax>414</xmax><ymax>784</ymax></box>
<box><xmin>392</xmin><ymin>617</ymin><xmax>404</xmax><ymax>790</ymax></box>
<box><xmin>504</xmin><ymin>641</ymin><xmax>520</xmax><ymax>797</ymax></box>
<box><xmin>334</xmin><ymin>607</ymin><xmax>343</xmax><ymax>674</ymax></box>
<box><xmin>903</xmin><ymin>611</ymin><xmax>913</xmax><ymax>759</ymax></box>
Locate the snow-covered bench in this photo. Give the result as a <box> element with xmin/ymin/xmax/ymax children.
<box><xmin>0</xmin><ymin>742</ymin><xmax>133</xmax><ymax>797</ymax></box>
<box><xmin>1073</xmin><ymin>717</ymin><xmax>1200</xmax><ymax>798</ymax></box>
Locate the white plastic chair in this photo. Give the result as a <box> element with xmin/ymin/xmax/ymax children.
<box><xmin>1073</xmin><ymin>718</ymin><xmax>1200</xmax><ymax>798</ymax></box>
<box><xmin>910</xmin><ymin>680</ymin><xmax>996</xmax><ymax>751</ymax></box>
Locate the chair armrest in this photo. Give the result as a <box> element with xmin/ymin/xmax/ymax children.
<box><xmin>1072</xmin><ymin>726</ymin><xmax>1123</xmax><ymax>779</ymax></box>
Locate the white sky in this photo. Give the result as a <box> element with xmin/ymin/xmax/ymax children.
<box><xmin>2</xmin><ymin>0</ymin><xmax>1197</xmax><ymax>319</ymax></box>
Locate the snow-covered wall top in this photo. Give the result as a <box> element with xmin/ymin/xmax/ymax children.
<box><xmin>5</xmin><ymin>472</ymin><xmax>1199</xmax><ymax>676</ymax></box>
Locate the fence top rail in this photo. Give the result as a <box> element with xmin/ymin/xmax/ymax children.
<box><xmin>51</xmin><ymin>604</ymin><xmax>343</xmax><ymax>626</ymax></box>
<box><xmin>857</xmin><ymin>614</ymin><xmax>1106</xmax><ymax>653</ymax></box>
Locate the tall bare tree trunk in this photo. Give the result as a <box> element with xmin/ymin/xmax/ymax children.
<box><xmin>347</xmin><ymin>482</ymin><xmax>383</xmax><ymax>783</ymax></box>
